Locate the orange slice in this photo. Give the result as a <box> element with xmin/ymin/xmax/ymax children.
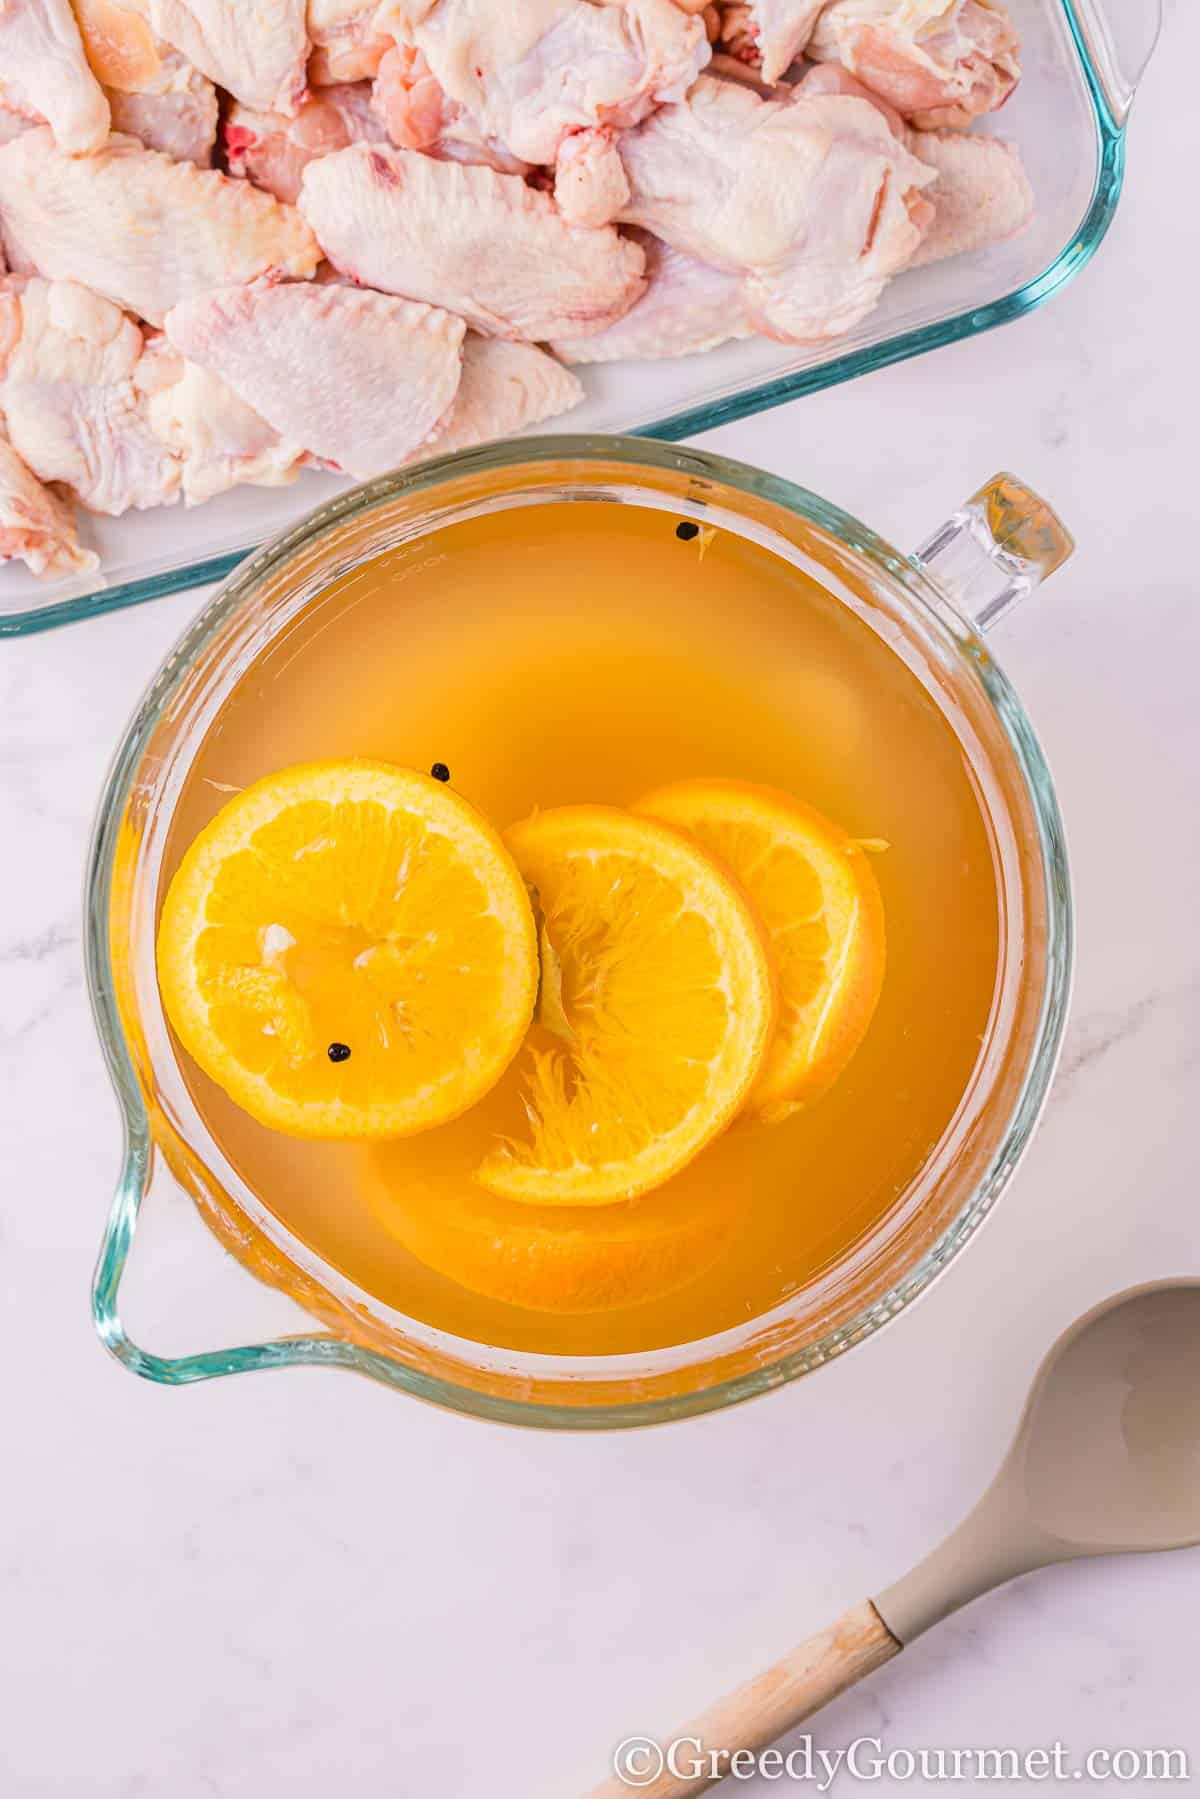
<box><xmin>477</xmin><ymin>804</ymin><xmax>776</xmax><ymax>1204</ymax></box>
<box><xmin>366</xmin><ymin>1082</ymin><xmax>739</xmax><ymax>1314</ymax></box>
<box><xmin>156</xmin><ymin>761</ymin><xmax>537</xmax><ymax>1139</ymax></box>
<box><xmin>634</xmin><ymin>779</ymin><xmax>885</xmax><ymax>1118</ymax></box>
<box><xmin>372</xmin><ymin>1177</ymin><xmax>737</xmax><ymax>1315</ymax></box>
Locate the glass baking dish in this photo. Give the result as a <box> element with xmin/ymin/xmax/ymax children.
<box><xmin>0</xmin><ymin>0</ymin><xmax>1159</xmax><ymax>637</ymax></box>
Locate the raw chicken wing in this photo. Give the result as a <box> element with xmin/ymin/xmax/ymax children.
<box><xmin>382</xmin><ymin>0</ymin><xmax>710</xmax><ymax>165</ymax></box>
<box><xmin>418</xmin><ymin>334</ymin><xmax>583</xmax><ymax>458</ymax></box>
<box><xmin>308</xmin><ymin>0</ymin><xmax>390</xmax><ymax>82</ymax></box>
<box><xmin>807</xmin><ymin>0</ymin><xmax>1020</xmax><ymax>129</ymax></box>
<box><xmin>553</xmin><ymin>128</ymin><xmax>630</xmax><ymax>229</ymax></box>
<box><xmin>106</xmin><ymin>67</ymin><xmax>217</xmax><ymax>162</ymax></box>
<box><xmin>371</xmin><ymin>41</ymin><xmax>447</xmax><ymax>147</ymax></box>
<box><xmin>0</xmin><ymin>273</ymin><xmax>178</xmax><ymax>511</ymax></box>
<box><xmin>795</xmin><ymin>57</ymin><xmax>906</xmax><ymax>133</ymax></box>
<box><xmin>144</xmin><ymin>0</ymin><xmax>309</xmax><ymax>114</ymax></box>
<box><xmin>371</xmin><ymin>43</ymin><xmax>527</xmax><ymax>172</ymax></box>
<box><xmin>165</xmin><ymin>278</ymin><xmax>466</xmax><ymax>477</ymax></box>
<box><xmin>618</xmin><ymin>75</ymin><xmax>935</xmax><ymax>339</ymax></box>
<box><xmin>719</xmin><ymin>1</ymin><xmax>824</xmax><ymax>84</ymax></box>
<box><xmin>136</xmin><ymin>334</ymin><xmax>305</xmax><ymax>502</ymax></box>
<box><xmin>908</xmin><ymin>126</ymin><xmax>1031</xmax><ymax>267</ymax></box>
<box><xmin>0</xmin><ymin>129</ymin><xmax>320</xmax><ymax>324</ymax></box>
<box><xmin>0</xmin><ymin>434</ymin><xmax>97</xmax><ymax>575</ymax></box>
<box><xmin>552</xmin><ymin>229</ymin><xmax>750</xmax><ymax>362</ymax></box>
<box><xmin>0</xmin><ymin>0</ymin><xmax>110</xmax><ymax>151</ymax></box>
<box><xmin>300</xmin><ymin>143</ymin><xmax>645</xmax><ymax>340</ymax></box>
<box><xmin>72</xmin><ymin>1</ymin><xmax>218</xmax><ymax>163</ymax></box>
<box><xmin>795</xmin><ymin>63</ymin><xmax>1031</xmax><ymax>266</ymax></box>
<box><xmin>225</xmin><ymin>84</ymin><xmax>385</xmax><ymax>203</ymax></box>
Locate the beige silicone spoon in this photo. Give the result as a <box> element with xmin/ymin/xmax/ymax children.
<box><xmin>587</xmin><ymin>1279</ymin><xmax>1200</xmax><ymax>1798</ymax></box>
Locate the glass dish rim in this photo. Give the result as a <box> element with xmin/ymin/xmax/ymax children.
<box><xmin>87</xmin><ymin>431</ymin><xmax>1075</xmax><ymax>1429</ymax></box>
<box><xmin>7</xmin><ymin>0</ymin><xmax>1125</xmax><ymax>640</ymax></box>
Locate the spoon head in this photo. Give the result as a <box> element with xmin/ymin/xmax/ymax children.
<box><xmin>1010</xmin><ymin>1279</ymin><xmax>1200</xmax><ymax>1554</ymax></box>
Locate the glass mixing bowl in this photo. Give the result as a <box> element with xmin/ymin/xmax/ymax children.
<box><xmin>87</xmin><ymin>438</ymin><xmax>1074</xmax><ymax>1427</ymax></box>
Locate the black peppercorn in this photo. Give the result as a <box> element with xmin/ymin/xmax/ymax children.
<box><xmin>327</xmin><ymin>1042</ymin><xmax>351</xmax><ymax>1063</ymax></box>
<box><xmin>430</xmin><ymin>762</ymin><xmax>450</xmax><ymax>782</ymax></box>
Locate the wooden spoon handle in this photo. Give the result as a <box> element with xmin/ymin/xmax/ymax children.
<box><xmin>584</xmin><ymin>1600</ymin><xmax>901</xmax><ymax>1798</ymax></box>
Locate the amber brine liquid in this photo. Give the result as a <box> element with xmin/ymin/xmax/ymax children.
<box><xmin>162</xmin><ymin>500</ymin><xmax>1001</xmax><ymax>1355</ymax></box>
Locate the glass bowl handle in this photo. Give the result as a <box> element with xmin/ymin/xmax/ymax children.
<box><xmin>912</xmin><ymin>472</ymin><xmax>1075</xmax><ymax>634</ymax></box>
<box><xmin>1071</xmin><ymin>0</ymin><xmax>1163</xmax><ymax>127</ymax></box>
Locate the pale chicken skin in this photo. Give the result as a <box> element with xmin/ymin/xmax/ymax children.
<box><xmin>0</xmin><ymin>129</ymin><xmax>320</xmax><ymax>324</ymax></box>
<box><xmin>299</xmin><ymin>142</ymin><xmax>646</xmax><ymax>340</ymax></box>
<box><xmin>72</xmin><ymin>1</ymin><xmax>219</xmax><ymax>163</ymax></box>
<box><xmin>370</xmin><ymin>41</ymin><xmax>447</xmax><ymax>148</ymax></box>
<box><xmin>718</xmin><ymin>0</ymin><xmax>825</xmax><ymax>84</ymax></box>
<box><xmin>136</xmin><ymin>333</ymin><xmax>306</xmax><ymax>502</ymax></box>
<box><xmin>807</xmin><ymin>0</ymin><xmax>1020</xmax><ymax>129</ymax></box>
<box><xmin>0</xmin><ymin>106</ymin><xmax>29</xmax><ymax>145</ymax></box>
<box><xmin>0</xmin><ymin>433</ymin><xmax>97</xmax><ymax>575</ymax></box>
<box><xmin>553</xmin><ymin>127</ymin><xmax>630</xmax><ymax>229</ymax></box>
<box><xmin>418</xmin><ymin>333</ymin><xmax>583</xmax><ymax>458</ymax></box>
<box><xmin>71</xmin><ymin>0</ymin><xmax>165</xmax><ymax>88</ymax></box>
<box><xmin>371</xmin><ymin>44</ymin><xmax>528</xmax><ymax>172</ymax></box>
<box><xmin>104</xmin><ymin>67</ymin><xmax>217</xmax><ymax>163</ymax></box>
<box><xmin>618</xmin><ymin>75</ymin><xmax>935</xmax><ymax>340</ymax></box>
<box><xmin>307</xmin><ymin>0</ymin><xmax>390</xmax><ymax>83</ymax></box>
<box><xmin>225</xmin><ymin>84</ymin><xmax>386</xmax><ymax>203</ymax></box>
<box><xmin>551</xmin><ymin>229</ymin><xmax>751</xmax><ymax>363</ymax></box>
<box><xmin>165</xmin><ymin>278</ymin><xmax>467</xmax><ymax>477</ymax></box>
<box><xmin>795</xmin><ymin>57</ymin><xmax>906</xmax><ymax>132</ymax></box>
<box><xmin>382</xmin><ymin>0</ymin><xmax>710</xmax><ymax>166</ymax></box>
<box><xmin>795</xmin><ymin>60</ymin><xmax>1031</xmax><ymax>266</ymax></box>
<box><xmin>144</xmin><ymin>0</ymin><xmax>309</xmax><ymax>114</ymax></box>
<box><xmin>907</xmin><ymin>125</ymin><xmax>1031</xmax><ymax>266</ymax></box>
<box><xmin>0</xmin><ymin>273</ymin><xmax>178</xmax><ymax>511</ymax></box>
<box><xmin>0</xmin><ymin>0</ymin><xmax>110</xmax><ymax>152</ymax></box>
<box><xmin>0</xmin><ymin>268</ymin><xmax>309</xmax><ymax>514</ymax></box>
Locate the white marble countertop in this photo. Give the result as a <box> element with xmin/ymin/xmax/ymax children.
<box><xmin>3</xmin><ymin>16</ymin><xmax>1198</xmax><ymax>1796</ymax></box>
